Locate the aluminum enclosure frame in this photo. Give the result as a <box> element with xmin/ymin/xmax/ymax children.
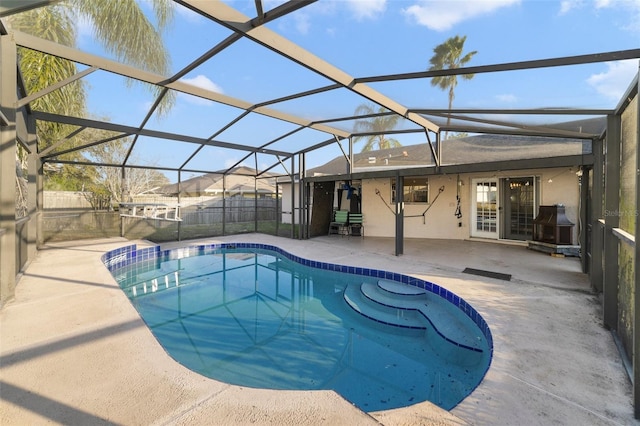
<box><xmin>1</xmin><ymin>0</ymin><xmax>639</xmax><ymax>418</ymax></box>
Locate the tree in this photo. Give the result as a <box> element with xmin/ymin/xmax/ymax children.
<box><xmin>445</xmin><ymin>132</ymin><xmax>469</xmax><ymax>140</ymax></box>
<box><xmin>9</xmin><ymin>0</ymin><xmax>175</xmax><ymax>118</ymax></box>
<box><xmin>9</xmin><ymin>1</ymin><xmax>175</xmax><ymax>211</ymax></box>
<box><xmin>428</xmin><ymin>35</ymin><xmax>477</xmax><ymax>140</ymax></box>
<box><xmin>88</xmin><ymin>137</ymin><xmax>169</xmax><ymax>207</ymax></box>
<box><xmin>352</xmin><ymin>103</ymin><xmax>403</xmax><ymax>152</ymax></box>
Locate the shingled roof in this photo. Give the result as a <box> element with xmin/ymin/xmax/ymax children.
<box><xmin>307</xmin><ymin>118</ymin><xmax>602</xmax><ymax>177</ymax></box>
<box><xmin>160</xmin><ymin>166</ymin><xmax>277</xmax><ymax>196</ymax></box>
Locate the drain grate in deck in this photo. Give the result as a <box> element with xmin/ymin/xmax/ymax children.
<box><xmin>462</xmin><ymin>267</ymin><xmax>512</xmax><ymax>281</ymax></box>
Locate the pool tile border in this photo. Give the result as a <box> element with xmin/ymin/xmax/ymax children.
<box><xmin>103</xmin><ymin>242</ymin><xmax>494</xmax><ymax>410</ymax></box>
<box><xmin>102</xmin><ymin>242</ymin><xmax>494</xmax><ymax>357</ymax></box>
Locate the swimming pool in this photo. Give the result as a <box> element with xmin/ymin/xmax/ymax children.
<box><xmin>103</xmin><ymin>242</ymin><xmax>492</xmax><ymax>412</ymax></box>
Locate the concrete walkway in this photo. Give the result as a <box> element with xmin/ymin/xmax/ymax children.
<box><xmin>0</xmin><ymin>235</ymin><xmax>635</xmax><ymax>425</ymax></box>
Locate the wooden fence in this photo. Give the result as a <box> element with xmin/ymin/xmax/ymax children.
<box><xmin>181</xmin><ymin>198</ymin><xmax>279</xmax><ymax>224</ymax></box>
<box><xmin>44</xmin><ymin>191</ymin><xmax>93</xmax><ymax>209</ymax></box>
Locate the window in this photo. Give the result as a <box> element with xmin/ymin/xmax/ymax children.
<box><xmin>391</xmin><ymin>177</ymin><xmax>429</xmax><ymax>203</ymax></box>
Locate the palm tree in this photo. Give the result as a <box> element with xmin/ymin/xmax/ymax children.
<box><xmin>352</xmin><ymin>103</ymin><xmax>403</xmax><ymax>152</ymax></box>
<box><xmin>10</xmin><ymin>0</ymin><xmax>175</xmax><ymax>118</ymax></box>
<box><xmin>428</xmin><ymin>35</ymin><xmax>477</xmax><ymax>140</ymax></box>
<box><xmin>8</xmin><ymin>1</ymin><xmax>175</xmax><ymax>191</ymax></box>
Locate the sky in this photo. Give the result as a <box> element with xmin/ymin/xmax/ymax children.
<box><xmin>59</xmin><ymin>0</ymin><xmax>640</xmax><ymax>181</ymax></box>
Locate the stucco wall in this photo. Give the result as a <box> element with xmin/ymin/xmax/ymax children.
<box><xmin>360</xmin><ymin>167</ymin><xmax>580</xmax><ymax>243</ymax></box>
<box><xmin>362</xmin><ymin>175</ymin><xmax>467</xmax><ymax>239</ymax></box>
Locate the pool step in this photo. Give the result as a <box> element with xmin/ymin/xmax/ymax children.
<box><xmin>344</xmin><ymin>281</ymin><xmax>484</xmax><ymax>353</ymax></box>
<box><xmin>377</xmin><ymin>279</ymin><xmax>427</xmax><ymax>296</ymax></box>
<box><xmin>362</xmin><ymin>281</ymin><xmax>429</xmax><ymax>308</ymax></box>
<box><xmin>343</xmin><ymin>284</ymin><xmax>425</xmax><ymax>329</ymax></box>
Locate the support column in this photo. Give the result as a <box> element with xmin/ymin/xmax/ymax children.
<box><xmin>633</xmin><ymin>75</ymin><xmax>640</xmax><ymax>419</ymax></box>
<box><xmin>253</xmin><ymin>158</ymin><xmax>258</xmax><ymax>233</ymax></box>
<box><xmin>0</xmin><ymin>33</ymin><xmax>18</xmax><ymax>306</ymax></box>
<box><xmin>603</xmin><ymin>114</ymin><xmax>620</xmax><ymax>330</ymax></box>
<box><xmin>590</xmin><ymin>138</ymin><xmax>604</xmax><ymax>292</ymax></box>
<box><xmin>395</xmin><ymin>172</ymin><xmax>404</xmax><ymax>256</ymax></box>
<box><xmin>254</xmin><ymin>154</ymin><xmax>258</xmax><ymax>233</ymax></box>
<box><xmin>177</xmin><ymin>170</ymin><xmax>181</xmax><ymax>241</ymax></box>
<box><xmin>290</xmin><ymin>156</ymin><xmax>295</xmax><ymax>239</ymax></box>
<box><xmin>348</xmin><ymin>136</ymin><xmax>353</xmax><ymax>174</ymax></box>
<box><xmin>36</xmin><ymin>131</ymin><xmax>44</xmax><ymax>248</ymax></box>
<box><xmin>275</xmin><ymin>180</ymin><xmax>279</xmax><ymax>237</ymax></box>
<box><xmin>305</xmin><ymin>181</ymin><xmax>311</xmax><ymax>239</ymax></box>
<box><xmin>298</xmin><ymin>152</ymin><xmax>305</xmax><ymax>240</ymax></box>
<box><xmin>222</xmin><ymin>174</ymin><xmax>226</xmax><ymax>235</ymax></box>
<box><xmin>579</xmin><ymin>166</ymin><xmax>589</xmax><ymax>273</ymax></box>
<box><xmin>26</xmin><ymin>112</ymin><xmax>39</xmax><ymax>256</ymax></box>
<box><xmin>119</xmin><ymin>167</ymin><xmax>126</xmax><ymax>237</ymax></box>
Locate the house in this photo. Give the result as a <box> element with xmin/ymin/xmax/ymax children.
<box><xmin>286</xmin><ymin>118</ymin><xmax>603</xmax><ymax>246</ymax></box>
<box><xmin>159</xmin><ymin>166</ymin><xmax>278</xmax><ymax>202</ymax></box>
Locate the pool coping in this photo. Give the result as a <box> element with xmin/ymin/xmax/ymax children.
<box><xmin>2</xmin><ymin>235</ymin><xmax>634</xmax><ymax>425</ymax></box>
<box><xmin>103</xmin><ymin>241</ymin><xmax>493</xmax><ymax>411</ymax></box>
<box><xmin>103</xmin><ymin>242</ymin><xmax>493</xmax><ymax>353</ymax></box>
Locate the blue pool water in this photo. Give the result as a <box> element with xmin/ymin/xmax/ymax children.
<box><xmin>104</xmin><ymin>243</ymin><xmax>492</xmax><ymax>413</ymax></box>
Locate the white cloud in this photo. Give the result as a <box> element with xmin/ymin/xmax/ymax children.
<box><xmin>496</xmin><ymin>94</ymin><xmax>517</xmax><ymax>103</ymax></box>
<box><xmin>174</xmin><ymin>2</ymin><xmax>206</xmax><ymax>23</ymax></box>
<box><xmin>618</xmin><ymin>0</ymin><xmax>640</xmax><ymax>33</ymax></box>
<box><xmin>559</xmin><ymin>0</ymin><xmax>583</xmax><ymax>15</ymax></box>
<box><xmin>594</xmin><ymin>0</ymin><xmax>614</xmax><ymax>8</ymax></box>
<box><xmin>558</xmin><ymin>0</ymin><xmax>640</xmax><ymax>32</ymax></box>
<box><xmin>225</xmin><ymin>158</ymin><xmax>243</xmax><ymax>169</ymax></box>
<box><xmin>558</xmin><ymin>0</ymin><xmax>618</xmax><ymax>16</ymax></box>
<box><xmin>262</xmin><ymin>0</ymin><xmax>288</xmax><ymax>9</ymax></box>
<box><xmin>262</xmin><ymin>1</ymin><xmax>381</xmax><ymax>35</ymax></box>
<box><xmin>294</xmin><ymin>13</ymin><xmax>312</xmax><ymax>34</ymax></box>
<box><xmin>178</xmin><ymin>75</ymin><xmax>223</xmax><ymax>105</ymax></box>
<box><xmin>73</xmin><ymin>12</ymin><xmax>96</xmax><ymax>49</ymax></box>
<box><xmin>403</xmin><ymin>0</ymin><xmax>520</xmax><ymax>31</ymax></box>
<box><xmin>344</xmin><ymin>0</ymin><xmax>387</xmax><ymax>20</ymax></box>
<box><xmin>587</xmin><ymin>60</ymin><xmax>638</xmax><ymax>101</ymax></box>
<box><xmin>180</xmin><ymin>75</ymin><xmax>223</xmax><ymax>93</ymax></box>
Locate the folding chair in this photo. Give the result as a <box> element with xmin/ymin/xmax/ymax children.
<box><xmin>348</xmin><ymin>212</ymin><xmax>363</xmax><ymax>237</ymax></box>
<box><xmin>328</xmin><ymin>210</ymin><xmax>349</xmax><ymax>236</ymax></box>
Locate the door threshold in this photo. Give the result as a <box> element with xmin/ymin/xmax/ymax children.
<box><xmin>467</xmin><ymin>237</ymin><xmax>528</xmax><ymax>247</ymax></box>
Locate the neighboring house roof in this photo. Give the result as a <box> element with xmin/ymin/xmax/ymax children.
<box><xmin>307</xmin><ymin>118</ymin><xmax>602</xmax><ymax>177</ymax></box>
<box><xmin>539</xmin><ymin>117</ymin><xmax>606</xmax><ymax>135</ymax></box>
<box><xmin>159</xmin><ymin>166</ymin><xmax>277</xmax><ymax>195</ymax></box>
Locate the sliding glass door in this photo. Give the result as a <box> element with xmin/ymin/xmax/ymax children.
<box><xmin>502</xmin><ymin>177</ymin><xmax>535</xmax><ymax>241</ymax></box>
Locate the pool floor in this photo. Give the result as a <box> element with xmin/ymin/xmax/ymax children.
<box><xmin>110</xmin><ymin>246</ymin><xmax>491</xmax><ymax>412</ymax></box>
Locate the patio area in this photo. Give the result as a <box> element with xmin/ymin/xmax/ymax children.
<box><xmin>0</xmin><ymin>234</ymin><xmax>634</xmax><ymax>425</ymax></box>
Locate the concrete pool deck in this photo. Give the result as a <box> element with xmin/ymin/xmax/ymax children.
<box><xmin>0</xmin><ymin>234</ymin><xmax>635</xmax><ymax>425</ymax></box>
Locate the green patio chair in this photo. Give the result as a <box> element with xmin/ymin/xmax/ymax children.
<box><xmin>348</xmin><ymin>212</ymin><xmax>363</xmax><ymax>237</ymax></box>
<box><xmin>328</xmin><ymin>210</ymin><xmax>349</xmax><ymax>236</ymax></box>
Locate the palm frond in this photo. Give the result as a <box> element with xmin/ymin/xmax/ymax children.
<box><xmin>352</xmin><ymin>103</ymin><xmax>404</xmax><ymax>152</ymax></box>
<box><xmin>428</xmin><ymin>34</ymin><xmax>477</xmax><ymax>137</ymax></box>
<box><xmin>73</xmin><ymin>0</ymin><xmax>176</xmax><ymax>114</ymax></box>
